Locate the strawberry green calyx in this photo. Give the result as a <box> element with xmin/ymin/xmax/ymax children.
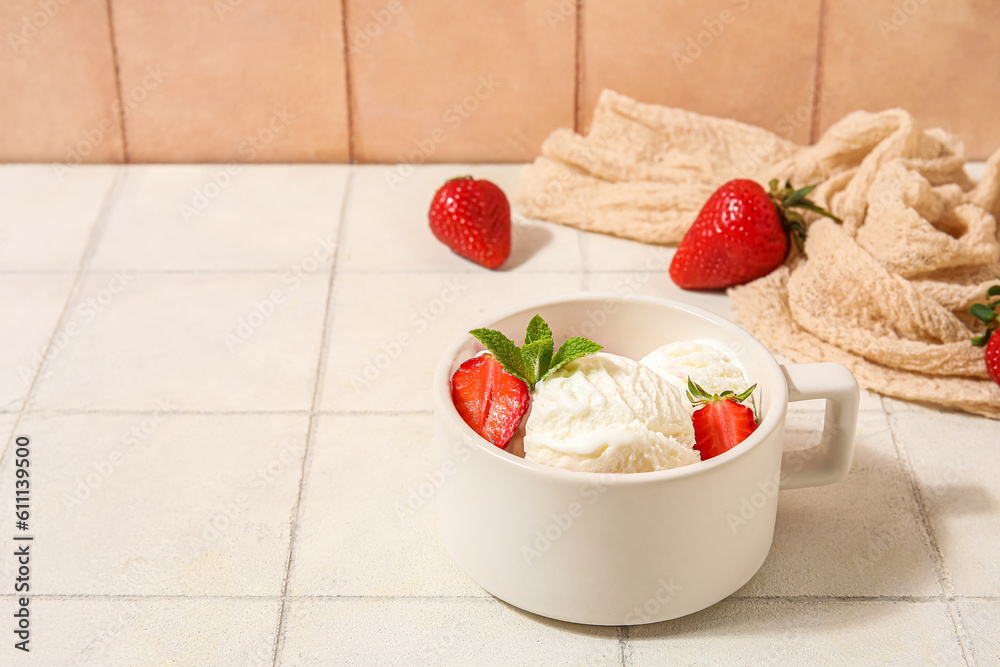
<box><xmin>686</xmin><ymin>378</ymin><xmax>757</xmax><ymax>407</ymax></box>
<box><xmin>470</xmin><ymin>314</ymin><xmax>602</xmax><ymax>390</ymax></box>
<box><xmin>970</xmin><ymin>277</ymin><xmax>1000</xmax><ymax>347</ymax></box>
<box><xmin>767</xmin><ymin>179</ymin><xmax>842</xmax><ymax>254</ymax></box>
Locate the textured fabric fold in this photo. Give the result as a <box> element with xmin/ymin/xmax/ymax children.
<box><xmin>517</xmin><ymin>90</ymin><xmax>1000</xmax><ymax>418</ymax></box>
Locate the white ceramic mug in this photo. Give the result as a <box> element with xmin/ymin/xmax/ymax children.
<box><xmin>433</xmin><ymin>294</ymin><xmax>859</xmax><ymax>625</ymax></box>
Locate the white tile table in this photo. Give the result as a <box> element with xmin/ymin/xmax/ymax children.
<box><xmin>0</xmin><ymin>164</ymin><xmax>996</xmax><ymax>666</ymax></box>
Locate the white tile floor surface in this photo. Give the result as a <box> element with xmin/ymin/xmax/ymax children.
<box><xmin>0</xmin><ymin>164</ymin><xmax>998</xmax><ymax>666</ymax></box>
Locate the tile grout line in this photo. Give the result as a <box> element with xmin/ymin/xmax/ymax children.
<box><xmin>728</xmin><ymin>594</ymin><xmax>957</xmax><ymax>603</ymax></box>
<box><xmin>0</xmin><ymin>270</ymin><xmax>80</xmax><ymax>275</ymax></box>
<box><xmin>617</xmin><ymin>625</ymin><xmax>631</xmax><ymax>666</ymax></box>
<box><xmin>301</xmin><ymin>267</ymin><xmax>594</xmax><ymax>274</ymax></box>
<box><xmin>0</xmin><ymin>268</ymin><xmax>736</xmax><ymax>276</ymax></box>
<box><xmin>70</xmin><ymin>269</ymin><xmax>337</xmax><ymax>275</ymax></box>
<box><xmin>8</xmin><ymin>407</ymin><xmax>893</xmax><ymax>418</ymax></box>
<box><xmin>10</xmin><ymin>406</ymin><xmax>893</xmax><ymax>418</ymax></box>
<box><xmin>6</xmin><ymin>592</ymin><xmax>993</xmax><ymax>602</ymax></box>
<box><xmin>952</xmin><ymin>601</ymin><xmax>978</xmax><ymax>667</ymax></box>
<box><xmin>577</xmin><ymin>232</ymin><xmax>589</xmax><ymax>290</ymax></box>
<box><xmin>880</xmin><ymin>398</ymin><xmax>979</xmax><ymax>667</ymax></box>
<box><xmin>14</xmin><ymin>408</ymin><xmax>434</xmax><ymax>417</ymax></box>
<box><xmin>271</xmin><ymin>168</ymin><xmax>355</xmax><ymax>667</ymax></box>
<box><xmin>808</xmin><ymin>0</ymin><xmax>827</xmax><ymax>144</ymax></box>
<box><xmin>11</xmin><ymin>593</ymin><xmax>496</xmax><ymax>601</ymax></box>
<box><xmin>0</xmin><ymin>268</ymin><xmax>596</xmax><ymax>276</ymax></box>
<box><xmin>0</xmin><ymin>172</ymin><xmax>126</xmax><ymax>471</ymax></box>
<box><xmin>103</xmin><ymin>0</ymin><xmax>129</xmax><ymax>162</ymax></box>
<box><xmin>340</xmin><ymin>0</ymin><xmax>356</xmax><ymax>163</ymax></box>
<box><xmin>885</xmin><ymin>413</ymin><xmax>976</xmax><ymax>666</ymax></box>
<box><xmin>573</xmin><ymin>0</ymin><xmax>585</xmax><ymax>134</ymax></box>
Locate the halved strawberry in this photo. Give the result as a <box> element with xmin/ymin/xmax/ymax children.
<box><xmin>451</xmin><ymin>353</ymin><xmax>529</xmax><ymax>449</ymax></box>
<box><xmin>688</xmin><ymin>380</ymin><xmax>758</xmax><ymax>460</ymax></box>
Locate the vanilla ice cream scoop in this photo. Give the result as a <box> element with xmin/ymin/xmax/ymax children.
<box><xmin>640</xmin><ymin>340</ymin><xmax>750</xmax><ymax>399</ymax></box>
<box><xmin>523</xmin><ymin>352</ymin><xmax>699</xmax><ymax>473</ymax></box>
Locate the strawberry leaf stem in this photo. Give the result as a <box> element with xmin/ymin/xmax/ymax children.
<box><xmin>686</xmin><ymin>378</ymin><xmax>757</xmax><ymax>407</ymax></box>
<box><xmin>767</xmin><ymin>179</ymin><xmax>842</xmax><ymax>258</ymax></box>
<box><xmin>784</xmin><ymin>184</ymin><xmax>817</xmax><ymax>206</ymax></box>
<box><xmin>970</xmin><ymin>276</ymin><xmax>1000</xmax><ymax>347</ymax></box>
<box><xmin>791</xmin><ymin>200</ymin><xmax>843</xmax><ymax>223</ymax></box>
<box><xmin>971</xmin><ymin>303</ymin><xmax>997</xmax><ymax>325</ymax></box>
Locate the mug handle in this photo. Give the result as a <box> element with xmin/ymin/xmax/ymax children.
<box><xmin>778</xmin><ymin>362</ymin><xmax>860</xmax><ymax>490</ymax></box>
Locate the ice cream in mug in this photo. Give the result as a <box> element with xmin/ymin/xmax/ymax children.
<box><xmin>521</xmin><ymin>342</ymin><xmax>751</xmax><ymax>473</ymax></box>
<box><xmin>447</xmin><ymin>312</ymin><xmax>758</xmax><ymax>474</ymax></box>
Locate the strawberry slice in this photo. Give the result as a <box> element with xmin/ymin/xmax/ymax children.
<box><xmin>451</xmin><ymin>353</ymin><xmax>529</xmax><ymax>449</ymax></box>
<box><xmin>688</xmin><ymin>380</ymin><xmax>758</xmax><ymax>460</ymax></box>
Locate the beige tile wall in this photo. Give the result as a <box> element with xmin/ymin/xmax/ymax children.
<box><xmin>1</xmin><ymin>0</ymin><xmax>997</xmax><ymax>163</ymax></box>
<box><xmin>583</xmin><ymin>0</ymin><xmax>822</xmax><ymax>145</ymax></box>
<box><xmin>1</xmin><ymin>0</ymin><xmax>123</xmax><ymax>163</ymax></box>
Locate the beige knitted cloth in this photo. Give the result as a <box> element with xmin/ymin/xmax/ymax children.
<box><xmin>517</xmin><ymin>90</ymin><xmax>1000</xmax><ymax>418</ymax></box>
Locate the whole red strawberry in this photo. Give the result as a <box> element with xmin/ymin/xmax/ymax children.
<box><xmin>986</xmin><ymin>336</ymin><xmax>1000</xmax><ymax>387</ymax></box>
<box><xmin>670</xmin><ymin>179</ymin><xmax>840</xmax><ymax>290</ymax></box>
<box><xmin>429</xmin><ymin>176</ymin><xmax>511</xmax><ymax>269</ymax></box>
<box><xmin>451</xmin><ymin>353</ymin><xmax>529</xmax><ymax>449</ymax></box>
<box><xmin>687</xmin><ymin>380</ymin><xmax>758</xmax><ymax>460</ymax></box>
<box><xmin>970</xmin><ymin>278</ymin><xmax>1000</xmax><ymax>387</ymax></box>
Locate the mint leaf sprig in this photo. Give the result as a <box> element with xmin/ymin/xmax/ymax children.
<box><xmin>470</xmin><ymin>314</ymin><xmax>602</xmax><ymax>390</ymax></box>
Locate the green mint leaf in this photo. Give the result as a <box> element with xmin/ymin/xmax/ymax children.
<box><xmin>520</xmin><ymin>339</ymin><xmax>553</xmax><ymax>389</ymax></box>
<box><xmin>469</xmin><ymin>320</ymin><xmax>602</xmax><ymax>390</ymax></box>
<box><xmin>524</xmin><ymin>314</ymin><xmax>553</xmax><ymax>345</ymax></box>
<box><xmin>469</xmin><ymin>328</ymin><xmax>529</xmax><ymax>384</ymax></box>
<box><xmin>970</xmin><ymin>303</ymin><xmax>997</xmax><ymax>324</ymax></box>
<box><xmin>546</xmin><ymin>337</ymin><xmax>603</xmax><ymax>379</ymax></box>
<box><xmin>987</xmin><ymin>285</ymin><xmax>1000</xmax><ymax>298</ymax></box>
